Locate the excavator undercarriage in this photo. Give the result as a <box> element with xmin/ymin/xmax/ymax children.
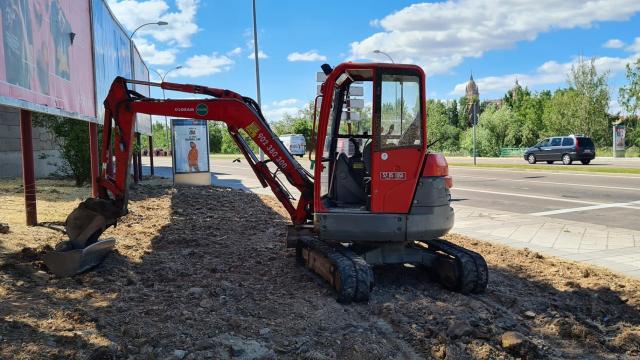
<box><xmin>42</xmin><ymin>62</ymin><xmax>489</xmax><ymax>303</ymax></box>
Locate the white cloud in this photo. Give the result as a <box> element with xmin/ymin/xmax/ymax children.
<box><xmin>262</xmin><ymin>99</ymin><xmax>301</xmax><ymax>121</ymax></box>
<box><xmin>603</xmin><ymin>39</ymin><xmax>625</xmax><ymax>49</ymax></box>
<box><xmin>450</xmin><ymin>54</ymin><xmax>638</xmax><ymax>96</ymax></box>
<box><xmin>226</xmin><ymin>47</ymin><xmax>242</xmax><ymax>57</ymax></box>
<box><xmin>248</xmin><ymin>50</ymin><xmax>268</xmax><ymax>60</ymax></box>
<box><xmin>287</xmin><ymin>50</ymin><xmax>327</xmax><ymax>62</ymax></box>
<box><xmin>133</xmin><ymin>37</ymin><xmax>177</xmax><ymax>65</ymax></box>
<box><xmin>627</xmin><ymin>37</ymin><xmax>640</xmax><ymax>53</ymax></box>
<box><xmin>350</xmin><ymin>0</ymin><xmax>640</xmax><ymax>74</ymax></box>
<box><xmin>107</xmin><ymin>0</ymin><xmax>200</xmax><ymax>47</ymax></box>
<box><xmin>170</xmin><ymin>53</ymin><xmax>234</xmax><ymax>78</ymax></box>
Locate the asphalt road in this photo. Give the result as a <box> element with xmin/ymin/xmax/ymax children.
<box><xmin>143</xmin><ymin>156</ymin><xmax>640</xmax><ymax>231</ymax></box>
<box><xmin>450</xmin><ymin>166</ymin><xmax>640</xmax><ymax>231</ymax></box>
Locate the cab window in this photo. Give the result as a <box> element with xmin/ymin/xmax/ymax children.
<box><xmin>378</xmin><ymin>73</ymin><xmax>422</xmax><ymax>150</ymax></box>
<box><xmin>562</xmin><ymin>137</ymin><xmax>574</xmax><ymax>146</ymax></box>
<box><xmin>550</xmin><ymin>138</ymin><xmax>562</xmax><ymax>146</ymax></box>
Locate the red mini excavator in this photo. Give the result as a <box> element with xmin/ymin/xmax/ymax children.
<box><xmin>43</xmin><ymin>62</ymin><xmax>488</xmax><ymax>303</ymax></box>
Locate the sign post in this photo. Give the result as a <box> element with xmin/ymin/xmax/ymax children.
<box><xmin>171</xmin><ymin>119</ymin><xmax>211</xmax><ymax>185</ymax></box>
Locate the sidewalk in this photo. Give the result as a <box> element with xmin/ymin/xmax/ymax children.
<box><xmin>452</xmin><ymin>204</ymin><xmax>640</xmax><ymax>279</ymax></box>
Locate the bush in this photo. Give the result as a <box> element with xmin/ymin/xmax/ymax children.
<box><xmin>33</xmin><ymin>114</ymin><xmax>93</xmax><ymax>186</ymax></box>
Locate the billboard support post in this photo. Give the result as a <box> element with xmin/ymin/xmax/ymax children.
<box><xmin>137</xmin><ymin>133</ymin><xmax>143</xmax><ymax>180</ymax></box>
<box><xmin>132</xmin><ymin>146</ymin><xmax>139</xmax><ymax>183</ymax></box>
<box><xmin>149</xmin><ymin>135</ymin><xmax>155</xmax><ymax>176</ymax></box>
<box><xmin>19</xmin><ymin>110</ymin><xmax>37</xmax><ymax>226</ymax></box>
<box><xmin>89</xmin><ymin>123</ymin><xmax>99</xmax><ymax>197</ymax></box>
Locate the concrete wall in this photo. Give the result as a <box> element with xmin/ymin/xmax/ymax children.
<box><xmin>0</xmin><ymin>105</ymin><xmax>64</xmax><ymax>178</ymax></box>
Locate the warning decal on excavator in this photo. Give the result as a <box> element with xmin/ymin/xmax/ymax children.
<box><xmin>380</xmin><ymin>171</ymin><xmax>406</xmax><ymax>180</ymax></box>
<box><xmin>245</xmin><ymin>122</ymin><xmax>260</xmax><ymax>138</ymax></box>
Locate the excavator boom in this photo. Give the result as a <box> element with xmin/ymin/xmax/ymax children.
<box><xmin>44</xmin><ymin>77</ymin><xmax>314</xmax><ymax>276</ymax></box>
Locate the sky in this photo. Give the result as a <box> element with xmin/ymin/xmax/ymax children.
<box><xmin>106</xmin><ymin>0</ymin><xmax>640</xmax><ymax>121</ymax></box>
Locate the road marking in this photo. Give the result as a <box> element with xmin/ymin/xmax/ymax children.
<box><xmin>453</xmin><ymin>187</ymin><xmax>603</xmax><ymax>205</ymax></box>
<box><xmin>454</xmin><ymin>187</ymin><xmax>640</xmax><ymax>213</ymax></box>
<box><xmin>529</xmin><ymin>201</ymin><xmax>640</xmax><ymax>216</ymax></box>
<box><xmin>454</xmin><ymin>175</ymin><xmax>640</xmax><ymax>192</ymax></box>
<box><xmin>450</xmin><ymin>166</ymin><xmax>640</xmax><ymax>179</ymax></box>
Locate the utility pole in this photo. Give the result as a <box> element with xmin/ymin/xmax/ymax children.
<box><xmin>252</xmin><ymin>0</ymin><xmax>264</xmax><ymax>161</ymax></box>
<box><xmin>472</xmin><ymin>100</ymin><xmax>477</xmax><ymax>165</ymax></box>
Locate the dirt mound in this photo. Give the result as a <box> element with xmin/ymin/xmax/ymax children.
<box><xmin>1</xmin><ymin>183</ymin><xmax>639</xmax><ymax>359</ymax></box>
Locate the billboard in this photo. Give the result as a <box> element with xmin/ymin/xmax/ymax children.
<box><xmin>172</xmin><ymin>119</ymin><xmax>209</xmax><ymax>174</ymax></box>
<box><xmin>614</xmin><ymin>125</ymin><xmax>625</xmax><ymax>151</ymax></box>
<box><xmin>132</xmin><ymin>44</ymin><xmax>151</xmax><ymax>135</ymax></box>
<box><xmin>0</xmin><ymin>0</ymin><xmax>96</xmax><ymax>121</ymax></box>
<box><xmin>91</xmin><ymin>0</ymin><xmax>131</xmax><ymax>124</ymax></box>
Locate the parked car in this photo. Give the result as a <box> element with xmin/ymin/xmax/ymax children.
<box><xmin>524</xmin><ymin>135</ymin><xmax>596</xmax><ymax>165</ymax></box>
<box><xmin>279</xmin><ymin>134</ymin><xmax>306</xmax><ymax>157</ymax></box>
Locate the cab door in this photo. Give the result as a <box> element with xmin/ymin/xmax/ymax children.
<box><xmin>370</xmin><ymin>69</ymin><xmax>425</xmax><ymax>213</ymax></box>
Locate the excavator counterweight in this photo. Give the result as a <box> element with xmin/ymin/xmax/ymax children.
<box><xmin>43</xmin><ymin>62</ymin><xmax>488</xmax><ymax>302</ymax></box>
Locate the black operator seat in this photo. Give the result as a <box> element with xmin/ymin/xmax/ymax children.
<box><xmin>333</xmin><ymin>152</ymin><xmax>366</xmax><ymax>205</ymax></box>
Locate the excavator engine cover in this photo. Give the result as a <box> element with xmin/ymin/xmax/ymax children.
<box><xmin>43</xmin><ymin>198</ymin><xmax>120</xmax><ymax>277</ymax></box>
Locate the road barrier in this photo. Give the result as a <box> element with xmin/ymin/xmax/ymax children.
<box><xmin>499</xmin><ymin>148</ymin><xmax>526</xmax><ymax>157</ymax></box>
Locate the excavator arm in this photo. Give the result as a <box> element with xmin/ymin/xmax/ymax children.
<box><xmin>44</xmin><ymin>77</ymin><xmax>314</xmax><ymax>276</ymax></box>
<box><xmin>99</xmin><ymin>77</ymin><xmax>313</xmax><ymax>224</ymax></box>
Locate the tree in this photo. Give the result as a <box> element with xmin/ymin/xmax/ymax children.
<box><xmin>426</xmin><ymin>100</ymin><xmax>460</xmax><ymax>151</ymax></box>
<box><xmin>567</xmin><ymin>57</ymin><xmax>611</xmax><ymax>145</ymax></box>
<box><xmin>619</xmin><ymin>57</ymin><xmax>640</xmax><ymax>117</ymax></box>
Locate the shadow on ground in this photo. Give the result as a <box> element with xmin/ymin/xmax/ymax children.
<box><xmin>1</xmin><ymin>183</ymin><xmax>639</xmax><ymax>359</ymax></box>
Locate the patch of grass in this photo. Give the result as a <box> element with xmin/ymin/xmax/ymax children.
<box><xmin>448</xmin><ymin>162</ymin><xmax>640</xmax><ymax>175</ymax></box>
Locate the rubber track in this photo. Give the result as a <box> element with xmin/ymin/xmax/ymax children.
<box><xmin>425</xmin><ymin>239</ymin><xmax>485</xmax><ymax>294</ymax></box>
<box><xmin>335</xmin><ymin>247</ymin><xmax>374</xmax><ymax>302</ymax></box>
<box><xmin>432</xmin><ymin>239</ymin><xmax>488</xmax><ymax>294</ymax></box>
<box><xmin>300</xmin><ymin>238</ymin><xmax>359</xmax><ymax>303</ymax></box>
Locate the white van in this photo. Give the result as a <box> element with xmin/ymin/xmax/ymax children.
<box><xmin>279</xmin><ymin>134</ymin><xmax>306</xmax><ymax>157</ymax></box>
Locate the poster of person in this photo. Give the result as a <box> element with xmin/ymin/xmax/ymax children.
<box><xmin>172</xmin><ymin>119</ymin><xmax>210</xmax><ymax>174</ymax></box>
<box><xmin>0</xmin><ymin>0</ymin><xmax>96</xmax><ymax>119</ymax></box>
<box><xmin>614</xmin><ymin>125</ymin><xmax>626</xmax><ymax>151</ymax></box>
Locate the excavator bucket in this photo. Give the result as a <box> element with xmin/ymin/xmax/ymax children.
<box><xmin>43</xmin><ymin>198</ymin><xmax>121</xmax><ymax>277</ymax></box>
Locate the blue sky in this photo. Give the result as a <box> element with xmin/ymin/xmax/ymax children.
<box><xmin>107</xmin><ymin>0</ymin><xmax>640</xmax><ymax>121</ymax></box>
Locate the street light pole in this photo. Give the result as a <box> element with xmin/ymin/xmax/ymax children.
<box><xmin>252</xmin><ymin>0</ymin><xmax>264</xmax><ymax>161</ymax></box>
<box><xmin>152</xmin><ymin>66</ymin><xmax>182</xmax><ymax>147</ymax></box>
<box><xmin>128</xmin><ymin>21</ymin><xmax>167</xmax><ymax>181</ymax></box>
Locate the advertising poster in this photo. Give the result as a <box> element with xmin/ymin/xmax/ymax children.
<box><xmin>0</xmin><ymin>0</ymin><xmax>96</xmax><ymax>120</ymax></box>
<box><xmin>614</xmin><ymin>125</ymin><xmax>626</xmax><ymax>151</ymax></box>
<box><xmin>172</xmin><ymin>119</ymin><xmax>209</xmax><ymax>174</ymax></box>
<box><xmin>91</xmin><ymin>0</ymin><xmax>131</xmax><ymax>123</ymax></box>
<box><xmin>132</xmin><ymin>44</ymin><xmax>151</xmax><ymax>135</ymax></box>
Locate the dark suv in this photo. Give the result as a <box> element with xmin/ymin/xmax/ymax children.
<box><xmin>524</xmin><ymin>135</ymin><xmax>596</xmax><ymax>165</ymax></box>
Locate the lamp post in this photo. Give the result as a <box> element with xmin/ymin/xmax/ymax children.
<box><xmin>128</xmin><ymin>21</ymin><xmax>167</xmax><ymax>181</ymax></box>
<box><xmin>252</xmin><ymin>0</ymin><xmax>264</xmax><ymax>161</ymax></box>
<box><xmin>130</xmin><ymin>21</ymin><xmax>168</xmax><ymax>38</ymax></box>
<box><xmin>373</xmin><ymin>50</ymin><xmax>395</xmax><ymax>63</ymax></box>
<box><xmin>152</xmin><ymin>66</ymin><xmax>183</xmax><ymax>146</ymax></box>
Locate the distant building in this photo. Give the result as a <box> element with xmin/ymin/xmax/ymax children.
<box><xmin>465</xmin><ymin>74</ymin><xmax>480</xmax><ymax>125</ymax></box>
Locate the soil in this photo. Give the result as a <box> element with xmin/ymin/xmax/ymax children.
<box><xmin>1</xmin><ymin>180</ymin><xmax>639</xmax><ymax>359</ymax></box>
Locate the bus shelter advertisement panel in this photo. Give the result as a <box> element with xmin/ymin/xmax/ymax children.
<box><xmin>0</xmin><ymin>0</ymin><xmax>96</xmax><ymax>119</ymax></box>
<box><xmin>172</xmin><ymin>119</ymin><xmax>209</xmax><ymax>174</ymax></box>
<box><xmin>91</xmin><ymin>0</ymin><xmax>131</xmax><ymax>123</ymax></box>
<box><xmin>132</xmin><ymin>45</ymin><xmax>151</xmax><ymax>135</ymax></box>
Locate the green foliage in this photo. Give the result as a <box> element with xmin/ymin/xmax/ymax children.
<box><xmin>33</xmin><ymin>114</ymin><xmax>92</xmax><ymax>186</ymax></box>
<box><xmin>566</xmin><ymin>57</ymin><xmax>611</xmax><ymax>144</ymax></box>
<box><xmin>426</xmin><ymin>100</ymin><xmax>461</xmax><ymax>151</ymax></box>
<box><xmin>619</xmin><ymin>57</ymin><xmax>640</xmax><ymax>117</ymax></box>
